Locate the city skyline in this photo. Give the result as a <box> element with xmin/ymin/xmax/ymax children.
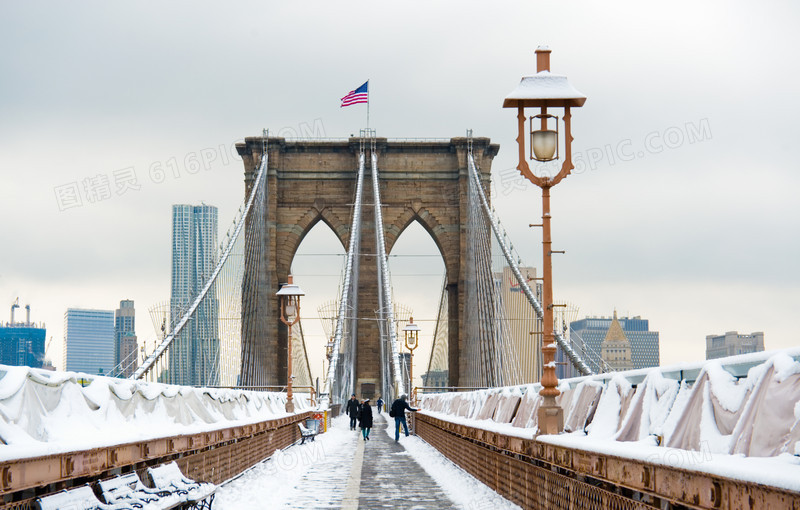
<box><xmin>2</xmin><ymin>2</ymin><xmax>798</xmax><ymax>383</ymax></box>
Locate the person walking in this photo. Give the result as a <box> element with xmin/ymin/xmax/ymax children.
<box><xmin>358</xmin><ymin>398</ymin><xmax>373</xmax><ymax>440</ymax></box>
<box><xmin>376</xmin><ymin>397</ymin><xmax>384</xmax><ymax>414</ymax></box>
<box><xmin>390</xmin><ymin>394</ymin><xmax>417</xmax><ymax>441</ymax></box>
<box><xmin>346</xmin><ymin>394</ymin><xmax>360</xmax><ymax>431</ymax></box>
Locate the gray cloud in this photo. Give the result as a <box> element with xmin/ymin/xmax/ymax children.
<box><xmin>1</xmin><ymin>0</ymin><xmax>798</xmax><ymax>372</ymax></box>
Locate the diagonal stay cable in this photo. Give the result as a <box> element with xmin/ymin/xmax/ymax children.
<box><xmin>466</xmin><ymin>151</ymin><xmax>593</xmax><ymax>377</ymax></box>
<box><xmin>371</xmin><ymin>151</ymin><xmax>405</xmax><ymax>397</ymax></box>
<box><xmin>323</xmin><ymin>151</ymin><xmax>366</xmax><ymax>403</ymax></box>
<box><xmin>133</xmin><ymin>147</ymin><xmax>269</xmax><ymax>380</ymax></box>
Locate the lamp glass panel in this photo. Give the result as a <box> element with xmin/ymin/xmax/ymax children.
<box><xmin>285</xmin><ymin>301</ymin><xmax>297</xmax><ymax>317</ymax></box>
<box><xmin>532</xmin><ymin>130</ymin><xmax>557</xmax><ymax>161</ymax></box>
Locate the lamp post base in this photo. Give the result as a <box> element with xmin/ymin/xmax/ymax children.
<box><xmin>537</xmin><ymin>403</ymin><xmax>563</xmax><ymax>435</ymax></box>
<box><xmin>285</xmin><ymin>399</ymin><xmax>295</xmax><ymax>413</ymax></box>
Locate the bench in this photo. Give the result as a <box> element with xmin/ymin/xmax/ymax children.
<box><xmin>99</xmin><ymin>471</ymin><xmax>181</xmax><ymax>509</ymax></box>
<box><xmin>36</xmin><ymin>485</ymin><xmax>126</xmax><ymax>510</ymax></box>
<box><xmin>147</xmin><ymin>462</ymin><xmax>215</xmax><ymax>510</ymax></box>
<box><xmin>298</xmin><ymin>423</ymin><xmax>317</xmax><ymax>444</ymax></box>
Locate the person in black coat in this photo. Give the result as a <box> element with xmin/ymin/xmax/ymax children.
<box><xmin>346</xmin><ymin>394</ymin><xmax>360</xmax><ymax>431</ymax></box>
<box><xmin>358</xmin><ymin>398</ymin><xmax>373</xmax><ymax>440</ymax></box>
<box><xmin>390</xmin><ymin>394</ymin><xmax>417</xmax><ymax>441</ymax></box>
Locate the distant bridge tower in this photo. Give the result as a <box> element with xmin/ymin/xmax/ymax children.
<box><xmin>236</xmin><ymin>137</ymin><xmax>498</xmax><ymax>393</ymax></box>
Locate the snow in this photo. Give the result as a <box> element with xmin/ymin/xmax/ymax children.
<box><xmin>586</xmin><ymin>374</ymin><xmax>629</xmax><ymax>438</ymax></box>
<box><xmin>0</xmin><ymin>365</ymin><xmax>311</xmax><ymax>462</ymax></box>
<box><xmin>215</xmin><ymin>415</ymin><xmax>355</xmax><ymax>509</ymax></box>
<box><xmin>505</xmin><ymin>72</ymin><xmax>586</xmax><ymax>101</ymax></box>
<box><xmin>772</xmin><ymin>353</ymin><xmax>800</xmax><ymax>382</ymax></box>
<box><xmin>417</xmin><ymin>347</ymin><xmax>800</xmax><ymax>493</ymax></box>
<box><xmin>704</xmin><ymin>361</ymin><xmax>744</xmax><ymax>412</ymax></box>
<box><xmin>214</xmin><ymin>414</ymin><xmax>521</xmax><ymax>509</ymax></box>
<box><xmin>539</xmin><ymin>433</ymin><xmax>800</xmax><ymax>493</ymax></box>
<box><xmin>381</xmin><ymin>418</ymin><xmax>520</xmax><ymax>510</ymax></box>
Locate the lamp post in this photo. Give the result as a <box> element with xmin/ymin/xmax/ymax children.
<box><xmin>503</xmin><ymin>46</ymin><xmax>586</xmax><ymax>434</ymax></box>
<box><xmin>403</xmin><ymin>318</ymin><xmax>420</xmax><ymax>402</ymax></box>
<box><xmin>277</xmin><ymin>275</ymin><xmax>304</xmax><ymax>413</ymax></box>
<box><xmin>324</xmin><ymin>337</ymin><xmax>335</xmax><ymax>384</ymax></box>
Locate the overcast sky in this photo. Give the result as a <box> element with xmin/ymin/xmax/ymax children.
<box><xmin>1</xmin><ymin>1</ymin><xmax>798</xmax><ymax>383</ymax></box>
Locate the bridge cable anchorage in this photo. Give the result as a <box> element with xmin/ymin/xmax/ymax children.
<box><xmin>323</xmin><ymin>150</ymin><xmax>365</xmax><ymax>407</ymax></box>
<box><xmin>133</xmin><ymin>137</ymin><xmax>272</xmax><ymax>383</ymax></box>
<box><xmin>370</xmin><ymin>148</ymin><xmax>405</xmax><ymax>398</ymax></box>
<box><xmin>466</xmin><ymin>147</ymin><xmax>594</xmax><ymax>377</ymax></box>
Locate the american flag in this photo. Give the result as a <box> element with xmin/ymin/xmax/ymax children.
<box><xmin>340</xmin><ymin>81</ymin><xmax>369</xmax><ymax>107</ymax></box>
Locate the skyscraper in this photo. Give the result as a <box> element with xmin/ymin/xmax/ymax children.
<box><xmin>600</xmin><ymin>311</ymin><xmax>634</xmax><ymax>371</ymax></box>
<box><xmin>568</xmin><ymin>313</ymin><xmax>660</xmax><ymax>375</ymax></box>
<box><xmin>1</xmin><ymin>301</ymin><xmax>46</xmax><ymax>368</ymax></box>
<box><xmin>706</xmin><ymin>331</ymin><xmax>765</xmax><ymax>360</ymax></box>
<box><xmin>63</xmin><ymin>308</ymin><xmax>115</xmax><ymax>375</ymax></box>
<box><xmin>495</xmin><ymin>266</ymin><xmax>543</xmax><ymax>383</ymax></box>
<box><xmin>115</xmin><ymin>300</ymin><xmax>137</xmax><ymax>377</ymax></box>
<box><xmin>170</xmin><ymin>204</ymin><xmax>219</xmax><ymax>386</ymax></box>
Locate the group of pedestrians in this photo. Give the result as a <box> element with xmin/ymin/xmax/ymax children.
<box><xmin>346</xmin><ymin>394</ymin><xmax>374</xmax><ymax>440</ymax></box>
<box><xmin>345</xmin><ymin>393</ymin><xmax>418</xmax><ymax>442</ymax></box>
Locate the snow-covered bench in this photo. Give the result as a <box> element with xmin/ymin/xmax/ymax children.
<box><xmin>147</xmin><ymin>462</ymin><xmax>215</xmax><ymax>510</ymax></box>
<box><xmin>298</xmin><ymin>423</ymin><xmax>317</xmax><ymax>444</ymax></box>
<box><xmin>36</xmin><ymin>484</ymin><xmax>125</xmax><ymax>510</ymax></box>
<box><xmin>98</xmin><ymin>471</ymin><xmax>181</xmax><ymax>509</ymax></box>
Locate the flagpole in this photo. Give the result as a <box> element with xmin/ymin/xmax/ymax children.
<box><xmin>367</xmin><ymin>80</ymin><xmax>370</xmax><ymax>129</ymax></box>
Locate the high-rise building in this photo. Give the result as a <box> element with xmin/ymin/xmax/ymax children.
<box><xmin>706</xmin><ymin>331</ymin><xmax>765</xmax><ymax>360</ymax></box>
<box><xmin>421</xmin><ymin>369</ymin><xmax>449</xmax><ymax>390</ymax></box>
<box><xmin>114</xmin><ymin>300</ymin><xmax>137</xmax><ymax>377</ymax></box>
<box><xmin>1</xmin><ymin>301</ymin><xmax>46</xmax><ymax>368</ymax></box>
<box><xmin>63</xmin><ymin>308</ymin><xmax>115</xmax><ymax>375</ymax></box>
<box><xmin>600</xmin><ymin>311</ymin><xmax>634</xmax><ymax>371</ymax></box>
<box><xmin>495</xmin><ymin>266</ymin><xmax>543</xmax><ymax>383</ymax></box>
<box><xmin>568</xmin><ymin>313</ymin><xmax>660</xmax><ymax>374</ymax></box>
<box><xmin>170</xmin><ymin>204</ymin><xmax>219</xmax><ymax>386</ymax></box>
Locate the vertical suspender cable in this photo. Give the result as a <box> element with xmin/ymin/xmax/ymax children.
<box><xmin>371</xmin><ymin>151</ymin><xmax>406</xmax><ymax>397</ymax></box>
<box><xmin>466</xmin><ymin>151</ymin><xmax>593</xmax><ymax>377</ymax></box>
<box><xmin>323</xmin><ymin>151</ymin><xmax>365</xmax><ymax>405</ymax></box>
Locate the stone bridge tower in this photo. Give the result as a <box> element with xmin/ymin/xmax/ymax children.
<box><xmin>236</xmin><ymin>136</ymin><xmax>498</xmax><ymax>395</ymax></box>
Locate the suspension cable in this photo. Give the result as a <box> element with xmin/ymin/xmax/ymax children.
<box><xmin>133</xmin><ymin>141</ymin><xmax>269</xmax><ymax>380</ymax></box>
<box><xmin>323</xmin><ymin>151</ymin><xmax>365</xmax><ymax>404</ymax></box>
<box><xmin>371</xmin><ymin>150</ymin><xmax>406</xmax><ymax>397</ymax></box>
<box><xmin>466</xmin><ymin>149</ymin><xmax>593</xmax><ymax>377</ymax></box>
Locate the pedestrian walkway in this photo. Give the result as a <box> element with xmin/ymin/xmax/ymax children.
<box><xmin>347</xmin><ymin>413</ymin><xmax>454</xmax><ymax>509</ymax></box>
<box><xmin>215</xmin><ymin>412</ymin><xmax>510</xmax><ymax>509</ymax></box>
<box><xmin>288</xmin><ymin>412</ymin><xmax>455</xmax><ymax>509</ymax></box>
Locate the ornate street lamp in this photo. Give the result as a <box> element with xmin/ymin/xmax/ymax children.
<box><xmin>402</xmin><ymin>318</ymin><xmax>420</xmax><ymax>402</ymax></box>
<box><xmin>503</xmin><ymin>46</ymin><xmax>586</xmax><ymax>434</ymax></box>
<box><xmin>276</xmin><ymin>275</ymin><xmax>304</xmax><ymax>413</ymax></box>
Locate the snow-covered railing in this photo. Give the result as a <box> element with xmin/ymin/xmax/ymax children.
<box><xmin>0</xmin><ymin>365</ymin><xmax>311</xmax><ymax>461</ymax></box>
<box><xmin>416</xmin><ymin>347</ymin><xmax>800</xmax><ymax>499</ymax></box>
<box><xmin>418</xmin><ymin>346</ymin><xmax>800</xmax><ymax>454</ymax></box>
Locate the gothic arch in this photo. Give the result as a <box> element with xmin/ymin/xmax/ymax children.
<box><xmin>237</xmin><ymin>136</ymin><xmax>498</xmax><ymax>389</ymax></box>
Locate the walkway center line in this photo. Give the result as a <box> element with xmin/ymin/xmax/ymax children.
<box><xmin>341</xmin><ymin>434</ymin><xmax>365</xmax><ymax>509</ymax></box>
